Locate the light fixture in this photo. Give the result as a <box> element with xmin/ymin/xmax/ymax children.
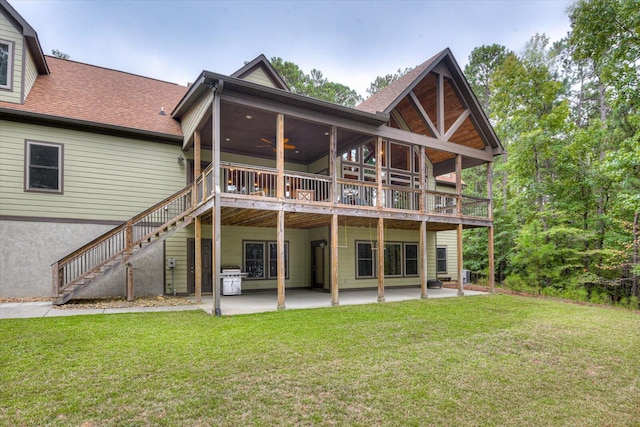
<box><xmin>177</xmin><ymin>155</ymin><xmax>185</xmax><ymax>166</ymax></box>
<box><xmin>245</xmin><ymin>115</ymin><xmax>252</xmax><ymax>119</ymax></box>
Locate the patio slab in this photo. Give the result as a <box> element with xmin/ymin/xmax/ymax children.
<box><xmin>0</xmin><ymin>287</ymin><xmax>487</xmax><ymax>319</ymax></box>
<box><xmin>195</xmin><ymin>286</ymin><xmax>488</xmax><ymax>316</ymax></box>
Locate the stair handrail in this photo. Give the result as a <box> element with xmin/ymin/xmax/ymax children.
<box><xmin>52</xmin><ymin>183</ymin><xmax>196</xmax><ymax>296</ymax></box>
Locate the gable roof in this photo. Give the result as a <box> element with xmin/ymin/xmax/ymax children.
<box><xmin>357</xmin><ymin>48</ymin><xmax>503</xmax><ymax>155</ymax></box>
<box><xmin>0</xmin><ymin>56</ymin><xmax>187</xmax><ymax>140</ymax></box>
<box><xmin>0</xmin><ymin>0</ymin><xmax>48</xmax><ymax>74</ymax></box>
<box><xmin>231</xmin><ymin>54</ymin><xmax>289</xmax><ymax>91</ymax></box>
<box><xmin>356</xmin><ymin>50</ymin><xmax>444</xmax><ymax>115</ymax></box>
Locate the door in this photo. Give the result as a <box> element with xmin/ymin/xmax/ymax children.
<box><xmin>311</xmin><ymin>240</ymin><xmax>325</xmax><ymax>290</ymax></box>
<box><xmin>187</xmin><ymin>238</ymin><xmax>213</xmax><ymax>294</ymax></box>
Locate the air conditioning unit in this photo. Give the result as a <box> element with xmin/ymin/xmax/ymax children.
<box><xmin>462</xmin><ymin>269</ymin><xmax>471</xmax><ymax>285</ymax></box>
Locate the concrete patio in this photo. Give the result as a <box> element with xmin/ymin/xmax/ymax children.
<box><xmin>0</xmin><ymin>287</ymin><xmax>488</xmax><ymax>319</ymax></box>
<box><xmin>199</xmin><ymin>286</ymin><xmax>488</xmax><ymax>315</ymax></box>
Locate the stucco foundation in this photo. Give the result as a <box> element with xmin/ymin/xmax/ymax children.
<box><xmin>0</xmin><ymin>220</ymin><xmax>164</xmax><ymax>298</ymax></box>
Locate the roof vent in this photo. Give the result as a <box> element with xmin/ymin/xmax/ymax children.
<box><xmin>159</xmin><ymin>106</ymin><xmax>166</xmax><ymax>115</ymax></box>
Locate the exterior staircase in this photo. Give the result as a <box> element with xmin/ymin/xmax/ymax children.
<box><xmin>52</xmin><ymin>185</ymin><xmax>196</xmax><ymax>305</ymax></box>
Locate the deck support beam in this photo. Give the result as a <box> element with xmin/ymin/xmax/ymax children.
<box><xmin>277</xmin><ymin>209</ymin><xmax>286</xmax><ymax>310</ymax></box>
<box><xmin>331</xmin><ymin>214</ymin><xmax>339</xmax><ymax>306</ymax></box>
<box><xmin>194</xmin><ymin>216</ymin><xmax>202</xmax><ymax>303</ymax></box>
<box><xmin>420</xmin><ymin>220</ymin><xmax>428</xmax><ymax>299</ymax></box>
<box><xmin>377</xmin><ymin>217</ymin><xmax>385</xmax><ymax>303</ymax></box>
<box><xmin>487</xmin><ymin>162</ymin><xmax>495</xmax><ymax>293</ymax></box>
<box><xmin>456</xmin><ymin>154</ymin><xmax>464</xmax><ymax>296</ymax></box>
<box><xmin>212</xmin><ymin>84</ymin><xmax>222</xmax><ymax>316</ymax></box>
<box><xmin>457</xmin><ymin>223</ymin><xmax>464</xmax><ymax>296</ymax></box>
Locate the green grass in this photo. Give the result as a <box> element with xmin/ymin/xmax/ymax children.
<box><xmin>1</xmin><ymin>295</ymin><xmax>639</xmax><ymax>426</ymax></box>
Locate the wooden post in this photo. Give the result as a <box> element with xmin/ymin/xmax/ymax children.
<box><xmin>212</xmin><ymin>84</ymin><xmax>222</xmax><ymax>316</ymax></box>
<box><xmin>420</xmin><ymin>146</ymin><xmax>427</xmax><ymax>212</ymax></box>
<box><xmin>51</xmin><ymin>262</ymin><xmax>59</xmax><ymax>298</ymax></box>
<box><xmin>376</xmin><ymin>137</ymin><xmax>383</xmax><ymax>208</ymax></box>
<box><xmin>195</xmin><ymin>216</ymin><xmax>202</xmax><ymax>303</ymax></box>
<box><xmin>329</xmin><ymin>125</ymin><xmax>338</xmax><ymax>204</ymax></box>
<box><xmin>277</xmin><ymin>210</ymin><xmax>286</xmax><ymax>310</ymax></box>
<box><xmin>377</xmin><ymin>217</ymin><xmax>385</xmax><ymax>302</ymax></box>
<box><xmin>331</xmin><ymin>214</ymin><xmax>339</xmax><ymax>306</ymax></box>
<box><xmin>194</xmin><ymin>130</ymin><xmax>201</xmax><ymax>179</ymax></box>
<box><xmin>488</xmin><ymin>226</ymin><xmax>495</xmax><ymax>293</ymax></box>
<box><xmin>455</xmin><ymin>154</ymin><xmax>462</xmax><ymax>215</ymax></box>
<box><xmin>437</xmin><ymin>73</ymin><xmax>445</xmax><ymax>137</ymax></box>
<box><xmin>125</xmin><ymin>220</ymin><xmax>133</xmax><ymax>255</ymax></box>
<box><xmin>487</xmin><ymin>162</ymin><xmax>495</xmax><ymax>293</ymax></box>
<box><xmin>276</xmin><ymin>113</ymin><xmax>285</xmax><ymax>200</ymax></box>
<box><xmin>126</xmin><ymin>262</ymin><xmax>134</xmax><ymax>301</ymax></box>
<box><xmin>420</xmin><ymin>221</ymin><xmax>428</xmax><ymax>299</ymax></box>
<box><xmin>457</xmin><ymin>223</ymin><xmax>464</xmax><ymax>296</ymax></box>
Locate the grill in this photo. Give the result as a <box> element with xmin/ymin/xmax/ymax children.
<box><xmin>220</xmin><ymin>267</ymin><xmax>247</xmax><ymax>295</ymax></box>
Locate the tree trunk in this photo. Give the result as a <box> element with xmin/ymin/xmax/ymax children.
<box><xmin>632</xmin><ymin>212</ymin><xmax>639</xmax><ymax>299</ymax></box>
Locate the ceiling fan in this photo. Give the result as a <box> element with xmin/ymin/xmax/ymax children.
<box><xmin>257</xmin><ymin>137</ymin><xmax>296</xmax><ymax>150</ymax></box>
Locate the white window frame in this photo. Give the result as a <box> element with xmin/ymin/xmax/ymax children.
<box><xmin>0</xmin><ymin>39</ymin><xmax>13</xmax><ymax>90</ymax></box>
<box><xmin>25</xmin><ymin>140</ymin><xmax>64</xmax><ymax>194</ymax></box>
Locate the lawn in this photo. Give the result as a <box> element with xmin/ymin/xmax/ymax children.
<box><xmin>1</xmin><ymin>295</ymin><xmax>639</xmax><ymax>426</ymax></box>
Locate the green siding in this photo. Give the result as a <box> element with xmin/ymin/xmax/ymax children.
<box><xmin>334</xmin><ymin>226</ymin><xmax>434</xmax><ymax>290</ymax></box>
<box><xmin>435</xmin><ymin>230</ymin><xmax>458</xmax><ymax>281</ymax></box>
<box><xmin>242</xmin><ymin>68</ymin><xmax>276</xmax><ymax>88</ymax></box>
<box><xmin>0</xmin><ymin>11</ymin><xmax>23</xmax><ymax>103</ymax></box>
<box><xmin>23</xmin><ymin>45</ymin><xmax>38</xmax><ymax>97</ymax></box>
<box><xmin>180</xmin><ymin>90</ymin><xmax>213</xmax><ymax>148</ymax></box>
<box><xmin>0</xmin><ymin>121</ymin><xmax>186</xmax><ymax>220</ymax></box>
<box><xmin>164</xmin><ymin>225</ymin><xmax>311</xmax><ymax>294</ymax></box>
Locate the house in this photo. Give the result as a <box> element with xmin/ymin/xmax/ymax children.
<box><xmin>0</xmin><ymin>0</ymin><xmax>503</xmax><ymax>313</ymax></box>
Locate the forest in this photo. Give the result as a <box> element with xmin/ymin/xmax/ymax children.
<box><xmin>270</xmin><ymin>0</ymin><xmax>639</xmax><ymax>307</ymax></box>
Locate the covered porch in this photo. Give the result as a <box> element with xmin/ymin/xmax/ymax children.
<box><xmin>192</xmin><ymin>286</ymin><xmax>489</xmax><ymax>316</ymax></box>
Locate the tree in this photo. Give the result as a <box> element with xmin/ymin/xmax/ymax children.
<box><xmin>464</xmin><ymin>44</ymin><xmax>511</xmax><ymax>114</ymax></box>
<box><xmin>51</xmin><ymin>49</ymin><xmax>70</xmax><ymax>59</ymax></box>
<box><xmin>270</xmin><ymin>57</ymin><xmax>362</xmax><ymax>107</ymax></box>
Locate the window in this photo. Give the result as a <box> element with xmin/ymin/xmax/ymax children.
<box><xmin>244</xmin><ymin>242</ymin><xmax>265</xmax><ymax>278</ymax></box>
<box><xmin>25</xmin><ymin>141</ymin><xmax>63</xmax><ymax>193</ymax></box>
<box><xmin>0</xmin><ymin>40</ymin><xmax>13</xmax><ymax>89</ymax></box>
<box><xmin>389</xmin><ymin>142</ymin><xmax>410</xmax><ymax>171</ymax></box>
<box><xmin>356</xmin><ymin>242</ymin><xmax>374</xmax><ymax>278</ymax></box>
<box><xmin>356</xmin><ymin>241</ymin><xmax>420</xmax><ymax>278</ymax></box>
<box><xmin>384</xmin><ymin>243</ymin><xmax>402</xmax><ymax>276</ymax></box>
<box><xmin>404</xmin><ymin>243</ymin><xmax>419</xmax><ymax>276</ymax></box>
<box><xmin>268</xmin><ymin>242</ymin><xmax>289</xmax><ymax>278</ymax></box>
<box><xmin>243</xmin><ymin>241</ymin><xmax>289</xmax><ymax>280</ymax></box>
<box><xmin>436</xmin><ymin>247</ymin><xmax>448</xmax><ymax>273</ymax></box>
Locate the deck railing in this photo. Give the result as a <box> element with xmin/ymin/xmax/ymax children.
<box><xmin>284</xmin><ymin>171</ymin><xmax>331</xmax><ymax>202</ymax></box>
<box><xmin>336</xmin><ymin>179</ymin><xmax>378</xmax><ymax>207</ymax></box>
<box><xmin>384</xmin><ymin>185</ymin><xmax>421</xmax><ymax>211</ymax></box>
<box><xmin>221</xmin><ymin>162</ymin><xmax>278</xmax><ymax>197</ymax></box>
<box><xmin>217</xmin><ymin>162</ymin><xmax>489</xmax><ymax>218</ymax></box>
<box><xmin>461</xmin><ymin>195</ymin><xmax>490</xmax><ymax>218</ymax></box>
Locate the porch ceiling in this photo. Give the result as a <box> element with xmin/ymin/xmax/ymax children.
<box><xmin>198</xmin><ymin>207</ymin><xmax>460</xmax><ymax>231</ymax></box>
<box><xmin>197</xmin><ymin>101</ymin><xmax>368</xmax><ymax>164</ymax></box>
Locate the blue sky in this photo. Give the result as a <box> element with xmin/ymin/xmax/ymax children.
<box><xmin>12</xmin><ymin>0</ymin><xmax>574</xmax><ymax>96</ymax></box>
